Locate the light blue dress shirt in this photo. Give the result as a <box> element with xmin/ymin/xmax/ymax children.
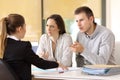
<box><xmin>77</xmin><ymin>25</ymin><xmax>116</xmax><ymax>65</ymax></box>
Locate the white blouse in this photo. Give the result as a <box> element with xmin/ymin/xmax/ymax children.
<box><xmin>36</xmin><ymin>33</ymin><xmax>73</xmax><ymax>66</ymax></box>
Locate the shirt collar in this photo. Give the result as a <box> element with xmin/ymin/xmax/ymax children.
<box><xmin>84</xmin><ymin>24</ymin><xmax>99</xmax><ymax>39</ymax></box>
<box><xmin>7</xmin><ymin>35</ymin><xmax>19</xmax><ymax>41</ymax></box>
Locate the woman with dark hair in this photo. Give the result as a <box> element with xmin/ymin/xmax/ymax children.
<box><xmin>36</xmin><ymin>14</ymin><xmax>73</xmax><ymax>67</ymax></box>
<box><xmin>0</xmin><ymin>14</ymin><xmax>67</xmax><ymax>80</ymax></box>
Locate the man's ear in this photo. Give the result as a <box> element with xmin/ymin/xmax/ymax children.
<box><xmin>89</xmin><ymin>16</ymin><xmax>94</xmax><ymax>22</ymax></box>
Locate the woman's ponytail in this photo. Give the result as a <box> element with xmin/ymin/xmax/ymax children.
<box><xmin>0</xmin><ymin>18</ymin><xmax>7</xmax><ymax>58</ymax></box>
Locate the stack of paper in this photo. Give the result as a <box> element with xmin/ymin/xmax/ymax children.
<box><xmin>82</xmin><ymin>65</ymin><xmax>120</xmax><ymax>75</ymax></box>
<box><xmin>32</xmin><ymin>65</ymin><xmax>80</xmax><ymax>73</ymax></box>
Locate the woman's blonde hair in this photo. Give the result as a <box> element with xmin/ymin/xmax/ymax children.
<box><xmin>0</xmin><ymin>18</ymin><xmax>7</xmax><ymax>58</ymax></box>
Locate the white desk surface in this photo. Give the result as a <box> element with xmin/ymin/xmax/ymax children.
<box><xmin>32</xmin><ymin>66</ymin><xmax>120</xmax><ymax>80</ymax></box>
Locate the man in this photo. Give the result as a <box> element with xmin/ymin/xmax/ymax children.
<box><xmin>70</xmin><ymin>6</ymin><xmax>116</xmax><ymax>67</ymax></box>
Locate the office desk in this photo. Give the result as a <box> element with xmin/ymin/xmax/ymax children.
<box><xmin>32</xmin><ymin>66</ymin><xmax>120</xmax><ymax>80</ymax></box>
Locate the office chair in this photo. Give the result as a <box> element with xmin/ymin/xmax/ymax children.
<box><xmin>0</xmin><ymin>58</ymin><xmax>19</xmax><ymax>80</ymax></box>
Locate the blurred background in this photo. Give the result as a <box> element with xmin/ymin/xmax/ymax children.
<box><xmin>0</xmin><ymin>0</ymin><xmax>102</xmax><ymax>42</ymax></box>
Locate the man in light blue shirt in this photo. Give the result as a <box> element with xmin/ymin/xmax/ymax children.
<box><xmin>70</xmin><ymin>6</ymin><xmax>116</xmax><ymax>67</ymax></box>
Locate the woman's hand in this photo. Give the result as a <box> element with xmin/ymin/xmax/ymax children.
<box><xmin>57</xmin><ymin>61</ymin><xmax>68</xmax><ymax>73</ymax></box>
<box><xmin>40</xmin><ymin>51</ymin><xmax>49</xmax><ymax>59</ymax></box>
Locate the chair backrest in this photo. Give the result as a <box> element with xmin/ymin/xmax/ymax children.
<box><xmin>0</xmin><ymin>59</ymin><xmax>19</xmax><ymax>80</ymax></box>
<box><xmin>32</xmin><ymin>46</ymin><xmax>38</xmax><ymax>53</ymax></box>
<box><xmin>115</xmin><ymin>41</ymin><xmax>120</xmax><ymax>64</ymax></box>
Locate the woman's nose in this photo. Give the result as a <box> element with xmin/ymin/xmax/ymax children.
<box><xmin>47</xmin><ymin>26</ymin><xmax>50</xmax><ymax>31</ymax></box>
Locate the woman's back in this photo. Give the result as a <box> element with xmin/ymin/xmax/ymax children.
<box><xmin>3</xmin><ymin>38</ymin><xmax>59</xmax><ymax>80</ymax></box>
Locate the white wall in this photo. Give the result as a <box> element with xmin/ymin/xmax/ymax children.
<box><xmin>107</xmin><ymin>0</ymin><xmax>120</xmax><ymax>41</ymax></box>
<box><xmin>106</xmin><ymin>0</ymin><xmax>120</xmax><ymax>64</ymax></box>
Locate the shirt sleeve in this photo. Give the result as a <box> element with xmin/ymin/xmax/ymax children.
<box><xmin>25</xmin><ymin>41</ymin><xmax>59</xmax><ymax>69</ymax></box>
<box><xmin>81</xmin><ymin>31</ymin><xmax>115</xmax><ymax>64</ymax></box>
<box><xmin>36</xmin><ymin>34</ymin><xmax>46</xmax><ymax>55</ymax></box>
<box><xmin>60</xmin><ymin>34</ymin><xmax>73</xmax><ymax>67</ymax></box>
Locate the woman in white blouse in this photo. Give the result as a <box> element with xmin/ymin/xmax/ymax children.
<box><xmin>36</xmin><ymin>14</ymin><xmax>73</xmax><ymax>67</ymax></box>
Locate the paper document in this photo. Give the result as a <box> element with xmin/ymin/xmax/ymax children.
<box><xmin>32</xmin><ymin>66</ymin><xmax>80</xmax><ymax>73</ymax></box>
<box><xmin>82</xmin><ymin>65</ymin><xmax>120</xmax><ymax>75</ymax></box>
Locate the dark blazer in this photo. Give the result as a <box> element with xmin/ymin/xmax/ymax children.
<box><xmin>3</xmin><ymin>38</ymin><xmax>58</xmax><ymax>80</ymax></box>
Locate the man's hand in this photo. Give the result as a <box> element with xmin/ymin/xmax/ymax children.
<box><xmin>70</xmin><ymin>41</ymin><xmax>84</xmax><ymax>53</ymax></box>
